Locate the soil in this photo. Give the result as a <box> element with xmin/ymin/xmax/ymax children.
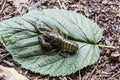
<box><xmin>0</xmin><ymin>0</ymin><xmax>120</xmax><ymax>80</ymax></box>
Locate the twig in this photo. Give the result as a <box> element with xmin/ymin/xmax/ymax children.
<box><xmin>57</xmin><ymin>0</ymin><xmax>63</xmax><ymax>9</ymax></box>
<box><xmin>109</xmin><ymin>71</ymin><xmax>120</xmax><ymax>79</ymax></box>
<box><xmin>2</xmin><ymin>60</ymin><xmax>14</xmax><ymax>67</ymax></box>
<box><xmin>78</xmin><ymin>70</ymin><xmax>82</xmax><ymax>80</ymax></box>
<box><xmin>0</xmin><ymin>0</ymin><xmax>7</xmax><ymax>15</ymax></box>
<box><xmin>86</xmin><ymin>57</ymin><xmax>102</xmax><ymax>79</ymax></box>
<box><xmin>67</xmin><ymin>77</ymin><xmax>72</xmax><ymax>80</ymax></box>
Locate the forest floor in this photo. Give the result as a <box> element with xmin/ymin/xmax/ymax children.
<box><xmin>0</xmin><ymin>0</ymin><xmax>120</xmax><ymax>80</ymax></box>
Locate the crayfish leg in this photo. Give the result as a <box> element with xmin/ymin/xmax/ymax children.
<box><xmin>38</xmin><ymin>36</ymin><xmax>53</xmax><ymax>52</ymax></box>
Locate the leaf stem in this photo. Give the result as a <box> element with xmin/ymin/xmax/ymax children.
<box><xmin>97</xmin><ymin>44</ymin><xmax>116</xmax><ymax>49</ymax></box>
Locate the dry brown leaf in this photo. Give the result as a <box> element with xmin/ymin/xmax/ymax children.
<box><xmin>0</xmin><ymin>65</ymin><xmax>28</xmax><ymax>80</ymax></box>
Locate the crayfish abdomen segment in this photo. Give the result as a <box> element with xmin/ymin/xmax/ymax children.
<box><xmin>61</xmin><ymin>39</ymin><xmax>78</xmax><ymax>53</ymax></box>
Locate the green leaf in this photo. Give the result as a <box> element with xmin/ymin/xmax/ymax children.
<box><xmin>0</xmin><ymin>9</ymin><xmax>102</xmax><ymax>76</ymax></box>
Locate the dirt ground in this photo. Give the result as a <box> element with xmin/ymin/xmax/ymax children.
<box><xmin>0</xmin><ymin>0</ymin><xmax>120</xmax><ymax>80</ymax></box>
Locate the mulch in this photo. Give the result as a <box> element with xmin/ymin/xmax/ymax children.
<box><xmin>0</xmin><ymin>0</ymin><xmax>120</xmax><ymax>80</ymax></box>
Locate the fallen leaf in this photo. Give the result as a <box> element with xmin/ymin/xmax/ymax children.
<box><xmin>0</xmin><ymin>65</ymin><xmax>28</xmax><ymax>80</ymax></box>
